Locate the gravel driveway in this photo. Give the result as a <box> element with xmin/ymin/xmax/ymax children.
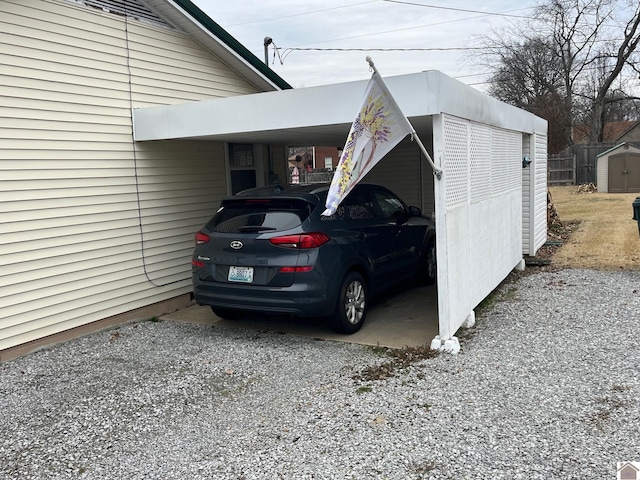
<box><xmin>1</xmin><ymin>269</ymin><xmax>638</xmax><ymax>479</ymax></box>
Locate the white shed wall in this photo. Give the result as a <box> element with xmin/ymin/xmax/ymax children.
<box><xmin>0</xmin><ymin>0</ymin><xmax>261</xmax><ymax>350</ymax></box>
<box><xmin>522</xmin><ymin>133</ymin><xmax>548</xmax><ymax>256</ymax></box>
<box><xmin>522</xmin><ymin>135</ymin><xmax>532</xmax><ymax>254</ymax></box>
<box><xmin>532</xmin><ymin>133</ymin><xmax>548</xmax><ymax>253</ymax></box>
<box><xmin>434</xmin><ymin>114</ymin><xmax>523</xmax><ymax>340</ymax></box>
<box><xmin>597</xmin><ymin>157</ymin><xmax>609</xmax><ymax>193</ymax></box>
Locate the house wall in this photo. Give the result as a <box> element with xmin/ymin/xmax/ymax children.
<box><xmin>363</xmin><ymin>139</ymin><xmax>433</xmax><ymax>214</ymax></box>
<box><xmin>314</xmin><ymin>146</ymin><xmax>340</xmax><ymax>169</ymax></box>
<box><xmin>0</xmin><ymin>0</ymin><xmax>262</xmax><ymax>352</ymax></box>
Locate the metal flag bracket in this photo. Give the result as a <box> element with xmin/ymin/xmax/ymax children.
<box><xmin>366</xmin><ymin>57</ymin><xmax>443</xmax><ymax>180</ymax></box>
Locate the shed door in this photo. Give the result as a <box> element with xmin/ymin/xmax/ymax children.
<box><xmin>609</xmin><ymin>153</ymin><xmax>640</xmax><ymax>193</ymax></box>
<box><xmin>628</xmin><ymin>154</ymin><xmax>640</xmax><ymax>192</ymax></box>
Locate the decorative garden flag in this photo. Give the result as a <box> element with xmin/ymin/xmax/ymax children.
<box><xmin>322</xmin><ymin>70</ymin><xmax>414</xmax><ymax>216</ymax></box>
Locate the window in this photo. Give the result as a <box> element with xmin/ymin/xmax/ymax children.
<box><xmin>207</xmin><ymin>199</ymin><xmax>312</xmax><ymax>233</ymax></box>
<box><xmin>372</xmin><ymin>191</ymin><xmax>407</xmax><ymax>220</ymax></box>
<box><xmin>229</xmin><ymin>144</ymin><xmax>254</xmax><ymax>168</ymax></box>
<box><xmin>228</xmin><ymin>144</ymin><xmax>257</xmax><ymax>195</ymax></box>
<box><xmin>331</xmin><ymin>191</ymin><xmax>378</xmax><ymax>221</ymax></box>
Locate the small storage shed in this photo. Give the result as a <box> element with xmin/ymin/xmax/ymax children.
<box><xmin>597</xmin><ymin>143</ymin><xmax>640</xmax><ymax>193</ymax></box>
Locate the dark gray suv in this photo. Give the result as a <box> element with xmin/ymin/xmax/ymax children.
<box><xmin>192</xmin><ymin>182</ymin><xmax>435</xmax><ymax>333</ymax></box>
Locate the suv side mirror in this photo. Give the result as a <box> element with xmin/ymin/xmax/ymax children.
<box><xmin>409</xmin><ymin>206</ymin><xmax>422</xmax><ymax>217</ymax></box>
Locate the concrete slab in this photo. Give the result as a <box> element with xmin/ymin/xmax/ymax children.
<box><xmin>161</xmin><ymin>284</ymin><xmax>438</xmax><ymax>349</ymax></box>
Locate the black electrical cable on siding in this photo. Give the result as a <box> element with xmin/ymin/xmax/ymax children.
<box><xmin>123</xmin><ymin>1</ymin><xmax>190</xmax><ymax>288</ymax></box>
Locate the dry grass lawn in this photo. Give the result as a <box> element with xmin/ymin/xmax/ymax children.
<box><xmin>548</xmin><ymin>186</ymin><xmax>640</xmax><ymax>270</ymax></box>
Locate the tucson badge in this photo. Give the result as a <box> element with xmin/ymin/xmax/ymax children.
<box><xmin>230</xmin><ymin>241</ymin><xmax>243</xmax><ymax>250</ymax></box>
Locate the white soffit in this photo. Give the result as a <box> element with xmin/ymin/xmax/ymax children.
<box><xmin>132</xmin><ymin>70</ymin><xmax>546</xmax><ymax>145</ymax></box>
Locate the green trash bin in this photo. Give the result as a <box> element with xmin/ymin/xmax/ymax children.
<box><xmin>633</xmin><ymin>197</ymin><xmax>640</xmax><ymax>236</ymax></box>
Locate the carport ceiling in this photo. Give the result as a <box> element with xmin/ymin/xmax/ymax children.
<box><xmin>170</xmin><ymin>117</ymin><xmax>434</xmax><ymax>146</ymax></box>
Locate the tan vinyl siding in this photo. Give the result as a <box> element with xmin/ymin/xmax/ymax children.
<box><xmin>0</xmin><ymin>0</ymin><xmax>260</xmax><ymax>350</ymax></box>
<box><xmin>363</xmin><ymin>140</ymin><xmax>425</xmax><ymax>209</ymax></box>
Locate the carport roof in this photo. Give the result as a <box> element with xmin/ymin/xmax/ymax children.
<box><xmin>596</xmin><ymin>142</ymin><xmax>640</xmax><ymax>158</ymax></box>
<box><xmin>132</xmin><ymin>70</ymin><xmax>546</xmax><ymax>145</ymax></box>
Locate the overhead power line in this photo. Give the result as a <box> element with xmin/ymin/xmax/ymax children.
<box><xmin>223</xmin><ymin>1</ymin><xmax>378</xmax><ymax>27</ymax></box>
<box><xmin>279</xmin><ymin>46</ymin><xmax>485</xmax><ymax>52</ymax></box>
<box><xmin>381</xmin><ymin>0</ymin><xmax>531</xmax><ymax>18</ymax></box>
<box><xmin>270</xmin><ymin>43</ymin><xmax>486</xmax><ymax>64</ymax></box>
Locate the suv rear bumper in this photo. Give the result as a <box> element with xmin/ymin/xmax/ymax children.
<box><xmin>192</xmin><ymin>276</ymin><xmax>336</xmax><ymax>317</ymax></box>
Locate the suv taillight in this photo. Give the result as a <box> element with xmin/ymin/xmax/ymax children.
<box><xmin>269</xmin><ymin>232</ymin><xmax>330</xmax><ymax>249</ymax></box>
<box><xmin>195</xmin><ymin>231</ymin><xmax>210</xmax><ymax>245</ymax></box>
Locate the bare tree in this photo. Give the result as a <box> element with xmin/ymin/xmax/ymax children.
<box><xmin>575</xmin><ymin>53</ymin><xmax>640</xmax><ymax>125</ymax></box>
<box><xmin>587</xmin><ymin>2</ymin><xmax>640</xmax><ymax>141</ymax></box>
<box><xmin>488</xmin><ymin>38</ymin><xmax>563</xmax><ymax>108</ymax></box>
<box><xmin>485</xmin><ymin>38</ymin><xmax>570</xmax><ymax>152</ymax></box>
<box><xmin>535</xmin><ymin>0</ymin><xmax>615</xmax><ymax>145</ymax></box>
<box><xmin>475</xmin><ymin>0</ymin><xmax>640</xmax><ymax>149</ymax></box>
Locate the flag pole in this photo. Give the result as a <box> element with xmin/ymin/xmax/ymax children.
<box><xmin>366</xmin><ymin>57</ymin><xmax>442</xmax><ymax>180</ymax></box>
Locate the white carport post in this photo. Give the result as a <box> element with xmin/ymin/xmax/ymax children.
<box><xmin>430</xmin><ymin>113</ymin><xmax>463</xmax><ymax>354</ymax></box>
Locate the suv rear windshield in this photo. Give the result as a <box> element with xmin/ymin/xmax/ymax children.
<box><xmin>207</xmin><ymin>199</ymin><xmax>315</xmax><ymax>234</ymax></box>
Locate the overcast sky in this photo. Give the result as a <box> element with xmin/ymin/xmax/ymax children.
<box><xmin>191</xmin><ymin>0</ymin><xmax>539</xmax><ymax>89</ymax></box>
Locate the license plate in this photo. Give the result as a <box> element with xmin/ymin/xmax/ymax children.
<box><xmin>228</xmin><ymin>266</ymin><xmax>254</xmax><ymax>283</ymax></box>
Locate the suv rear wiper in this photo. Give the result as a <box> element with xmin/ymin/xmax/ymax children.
<box><xmin>238</xmin><ymin>226</ymin><xmax>278</xmax><ymax>232</ymax></box>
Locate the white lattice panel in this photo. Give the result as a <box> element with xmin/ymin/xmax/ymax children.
<box><xmin>443</xmin><ymin>118</ymin><xmax>469</xmax><ymax>208</ymax></box>
<box><xmin>470</xmin><ymin>123</ymin><xmax>492</xmax><ymax>203</ymax></box>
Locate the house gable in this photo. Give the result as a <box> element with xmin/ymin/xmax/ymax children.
<box><xmin>59</xmin><ymin>0</ymin><xmax>291</xmax><ymax>92</ymax></box>
<box><xmin>143</xmin><ymin>0</ymin><xmax>291</xmax><ymax>91</ymax></box>
<box><xmin>616</xmin><ymin>121</ymin><xmax>640</xmax><ymax>143</ymax></box>
<box><xmin>573</xmin><ymin>121</ymin><xmax>640</xmax><ymax>144</ymax></box>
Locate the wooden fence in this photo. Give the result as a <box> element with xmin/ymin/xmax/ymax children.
<box><xmin>548</xmin><ymin>155</ymin><xmax>575</xmax><ymax>185</ymax></box>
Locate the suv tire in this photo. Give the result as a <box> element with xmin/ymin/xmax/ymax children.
<box><xmin>332</xmin><ymin>271</ymin><xmax>368</xmax><ymax>334</ymax></box>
